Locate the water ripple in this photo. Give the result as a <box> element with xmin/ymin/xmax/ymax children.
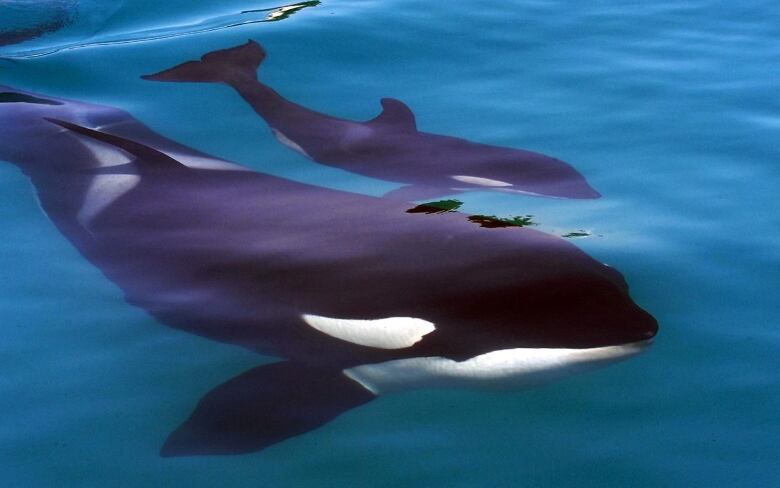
<box><xmin>0</xmin><ymin>1</ymin><xmax>320</xmax><ymax>59</ymax></box>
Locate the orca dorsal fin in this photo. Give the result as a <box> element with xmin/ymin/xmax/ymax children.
<box><xmin>45</xmin><ymin>118</ymin><xmax>190</xmax><ymax>174</ymax></box>
<box><xmin>368</xmin><ymin>98</ymin><xmax>416</xmax><ymax>131</ymax></box>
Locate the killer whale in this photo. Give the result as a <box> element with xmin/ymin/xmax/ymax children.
<box><xmin>141</xmin><ymin>40</ymin><xmax>601</xmax><ymax>201</ymax></box>
<box><xmin>0</xmin><ymin>85</ymin><xmax>655</xmax><ymax>456</ymax></box>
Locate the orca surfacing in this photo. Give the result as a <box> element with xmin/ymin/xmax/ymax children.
<box><xmin>0</xmin><ymin>85</ymin><xmax>656</xmax><ymax>456</ymax></box>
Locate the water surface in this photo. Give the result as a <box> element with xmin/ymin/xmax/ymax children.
<box><xmin>1</xmin><ymin>0</ymin><xmax>778</xmax><ymax>486</ymax></box>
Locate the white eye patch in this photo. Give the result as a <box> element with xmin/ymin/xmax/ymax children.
<box><xmin>302</xmin><ymin>314</ymin><xmax>435</xmax><ymax>349</ymax></box>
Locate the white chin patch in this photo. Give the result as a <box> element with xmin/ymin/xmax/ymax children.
<box><xmin>451</xmin><ymin>175</ymin><xmax>513</xmax><ymax>187</ymax></box>
<box><xmin>343</xmin><ymin>340</ymin><xmax>652</xmax><ymax>395</ymax></box>
<box><xmin>302</xmin><ymin>314</ymin><xmax>435</xmax><ymax>350</ymax></box>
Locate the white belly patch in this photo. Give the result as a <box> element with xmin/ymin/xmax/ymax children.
<box><xmin>343</xmin><ymin>340</ymin><xmax>651</xmax><ymax>394</ymax></box>
<box><xmin>302</xmin><ymin>314</ymin><xmax>435</xmax><ymax>349</ymax></box>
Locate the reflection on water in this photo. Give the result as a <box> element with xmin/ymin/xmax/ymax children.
<box><xmin>0</xmin><ymin>3</ymin><xmax>317</xmax><ymax>59</ymax></box>
<box><xmin>0</xmin><ymin>84</ymin><xmax>656</xmax><ymax>456</ymax></box>
<box><xmin>406</xmin><ymin>199</ymin><xmax>464</xmax><ymax>214</ymax></box>
<box><xmin>562</xmin><ymin>230</ymin><xmax>592</xmax><ymax>238</ymax></box>
<box><xmin>467</xmin><ymin>214</ymin><xmax>537</xmax><ymax>229</ymax></box>
<box><xmin>407</xmin><ymin>200</ymin><xmax>594</xmax><ymax>236</ymax></box>
<box><xmin>408</xmin><ymin>200</ymin><xmax>539</xmax><ymax>229</ymax></box>
<box><xmin>242</xmin><ymin>1</ymin><xmax>321</xmax><ymax>22</ymax></box>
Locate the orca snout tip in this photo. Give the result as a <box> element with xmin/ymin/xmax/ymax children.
<box><xmin>582</xmin><ymin>188</ymin><xmax>601</xmax><ymax>199</ymax></box>
<box><xmin>633</xmin><ymin>312</ymin><xmax>659</xmax><ymax>345</ymax></box>
<box><xmin>597</xmin><ymin>301</ymin><xmax>658</xmax><ymax>348</ymax></box>
<box><xmin>644</xmin><ymin>321</ymin><xmax>658</xmax><ymax>338</ymax></box>
<box><xmin>624</xmin><ymin>336</ymin><xmax>655</xmax><ymax>355</ymax></box>
<box><xmin>159</xmin><ymin>438</ymin><xmax>182</xmax><ymax>458</ymax></box>
<box><xmin>566</xmin><ymin>185</ymin><xmax>601</xmax><ymax>199</ymax></box>
<box><xmin>159</xmin><ymin>429</ymin><xmax>209</xmax><ymax>458</ymax></box>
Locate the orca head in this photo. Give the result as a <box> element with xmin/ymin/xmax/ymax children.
<box><xmin>343</xmin><ymin>259</ymin><xmax>657</xmax><ymax>395</ymax></box>
<box><xmin>439</xmin><ymin>266</ymin><xmax>657</xmax><ymax>352</ymax></box>
<box><xmin>344</xmin><ymin>298</ymin><xmax>656</xmax><ymax>395</ymax></box>
<box><xmin>449</xmin><ymin>147</ymin><xmax>601</xmax><ymax>199</ymax></box>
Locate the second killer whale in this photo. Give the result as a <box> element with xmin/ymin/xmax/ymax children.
<box><xmin>0</xmin><ymin>85</ymin><xmax>656</xmax><ymax>456</ymax></box>
<box><xmin>142</xmin><ymin>40</ymin><xmax>601</xmax><ymax>201</ymax></box>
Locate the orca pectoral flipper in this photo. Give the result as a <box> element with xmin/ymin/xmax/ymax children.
<box><xmin>160</xmin><ymin>361</ymin><xmax>375</xmax><ymax>456</ymax></box>
<box><xmin>44</xmin><ymin>117</ymin><xmax>190</xmax><ymax>174</ymax></box>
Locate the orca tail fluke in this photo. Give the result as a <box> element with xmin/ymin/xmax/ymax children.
<box><xmin>160</xmin><ymin>361</ymin><xmax>375</xmax><ymax>457</ymax></box>
<box><xmin>141</xmin><ymin>40</ymin><xmax>266</xmax><ymax>84</ymax></box>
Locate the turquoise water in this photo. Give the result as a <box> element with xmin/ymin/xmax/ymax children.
<box><xmin>1</xmin><ymin>0</ymin><xmax>778</xmax><ymax>486</ymax></box>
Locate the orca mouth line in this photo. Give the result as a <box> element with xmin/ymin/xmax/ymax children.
<box><xmin>0</xmin><ymin>92</ymin><xmax>62</xmax><ymax>105</ymax></box>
